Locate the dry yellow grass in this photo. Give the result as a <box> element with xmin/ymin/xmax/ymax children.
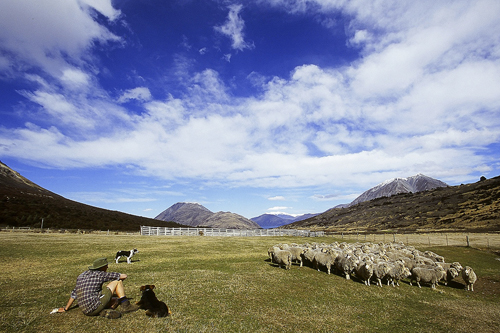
<box><xmin>1</xmin><ymin>232</ymin><xmax>499</xmax><ymax>333</ymax></box>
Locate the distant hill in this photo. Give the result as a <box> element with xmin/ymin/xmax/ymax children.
<box><xmin>0</xmin><ymin>161</ymin><xmax>186</xmax><ymax>231</ymax></box>
<box><xmin>251</xmin><ymin>213</ymin><xmax>319</xmax><ymax>229</ymax></box>
<box><xmin>155</xmin><ymin>202</ymin><xmax>261</xmax><ymax>229</ymax></box>
<box><xmin>283</xmin><ymin>175</ymin><xmax>500</xmax><ymax>232</ymax></box>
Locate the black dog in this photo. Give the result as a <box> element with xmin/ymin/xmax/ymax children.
<box><xmin>115</xmin><ymin>249</ymin><xmax>138</xmax><ymax>264</ymax></box>
<box><xmin>136</xmin><ymin>285</ymin><xmax>171</xmax><ymax>317</ymax></box>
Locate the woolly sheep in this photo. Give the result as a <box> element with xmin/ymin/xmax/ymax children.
<box><xmin>355</xmin><ymin>261</ymin><xmax>374</xmax><ymax>286</ymax></box>
<box><xmin>410</xmin><ymin>266</ymin><xmax>445</xmax><ymax>289</ymax></box>
<box><xmin>289</xmin><ymin>246</ymin><xmax>306</xmax><ymax>267</ymax></box>
<box><xmin>271</xmin><ymin>247</ymin><xmax>292</xmax><ymax>270</ymax></box>
<box><xmin>385</xmin><ymin>261</ymin><xmax>411</xmax><ymax>287</ymax></box>
<box><xmin>439</xmin><ymin>262</ymin><xmax>463</xmax><ymax>285</ymax></box>
<box><xmin>301</xmin><ymin>248</ymin><xmax>322</xmax><ymax>267</ymax></box>
<box><xmin>462</xmin><ymin>266</ymin><xmax>477</xmax><ymax>291</ymax></box>
<box><xmin>372</xmin><ymin>261</ymin><xmax>391</xmax><ymax>287</ymax></box>
<box><xmin>335</xmin><ymin>254</ymin><xmax>358</xmax><ymax>280</ymax></box>
<box><xmin>313</xmin><ymin>250</ymin><xmax>338</xmax><ymax>275</ymax></box>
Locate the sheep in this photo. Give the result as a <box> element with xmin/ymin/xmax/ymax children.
<box><xmin>422</xmin><ymin>250</ymin><xmax>445</xmax><ymax>263</ymax></box>
<box><xmin>301</xmin><ymin>248</ymin><xmax>322</xmax><ymax>267</ymax></box>
<box><xmin>271</xmin><ymin>247</ymin><xmax>292</xmax><ymax>270</ymax></box>
<box><xmin>335</xmin><ymin>254</ymin><xmax>358</xmax><ymax>280</ymax></box>
<box><xmin>410</xmin><ymin>266</ymin><xmax>445</xmax><ymax>289</ymax></box>
<box><xmin>462</xmin><ymin>266</ymin><xmax>477</xmax><ymax>291</ymax></box>
<box><xmin>313</xmin><ymin>249</ymin><xmax>338</xmax><ymax>274</ymax></box>
<box><xmin>385</xmin><ymin>261</ymin><xmax>411</xmax><ymax>287</ymax></box>
<box><xmin>438</xmin><ymin>262</ymin><xmax>463</xmax><ymax>285</ymax></box>
<box><xmin>372</xmin><ymin>261</ymin><xmax>391</xmax><ymax>287</ymax></box>
<box><xmin>444</xmin><ymin>267</ymin><xmax>459</xmax><ymax>285</ymax></box>
<box><xmin>354</xmin><ymin>261</ymin><xmax>374</xmax><ymax>286</ymax></box>
<box><xmin>288</xmin><ymin>246</ymin><xmax>306</xmax><ymax>267</ymax></box>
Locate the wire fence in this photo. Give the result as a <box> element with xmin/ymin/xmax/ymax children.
<box><xmin>328</xmin><ymin>232</ymin><xmax>500</xmax><ymax>249</ymax></box>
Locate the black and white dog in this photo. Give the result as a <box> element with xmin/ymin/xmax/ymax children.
<box><xmin>115</xmin><ymin>249</ymin><xmax>139</xmax><ymax>264</ymax></box>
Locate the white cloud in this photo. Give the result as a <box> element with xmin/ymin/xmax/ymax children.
<box><xmin>215</xmin><ymin>4</ymin><xmax>254</xmax><ymax>51</ymax></box>
<box><xmin>0</xmin><ymin>0</ymin><xmax>121</xmax><ymax>82</ymax></box>
<box><xmin>118</xmin><ymin>87</ymin><xmax>152</xmax><ymax>103</ymax></box>
<box><xmin>1</xmin><ymin>0</ymin><xmax>500</xmax><ymax>193</ymax></box>
<box><xmin>268</xmin><ymin>196</ymin><xmax>286</xmax><ymax>201</ymax></box>
<box><xmin>267</xmin><ymin>206</ymin><xmax>291</xmax><ymax>211</ymax></box>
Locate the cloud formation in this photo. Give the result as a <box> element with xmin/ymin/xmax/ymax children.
<box><xmin>215</xmin><ymin>4</ymin><xmax>254</xmax><ymax>51</ymax></box>
<box><xmin>0</xmin><ymin>0</ymin><xmax>499</xmax><ymax>198</ymax></box>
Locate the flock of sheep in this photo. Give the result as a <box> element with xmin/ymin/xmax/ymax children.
<box><xmin>268</xmin><ymin>241</ymin><xmax>477</xmax><ymax>291</ymax></box>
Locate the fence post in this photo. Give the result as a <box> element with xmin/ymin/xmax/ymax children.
<box><xmin>446</xmin><ymin>234</ymin><xmax>448</xmax><ymax>246</ymax></box>
<box><xmin>466</xmin><ymin>235</ymin><xmax>470</xmax><ymax>247</ymax></box>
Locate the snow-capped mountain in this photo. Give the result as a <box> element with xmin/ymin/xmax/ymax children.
<box><xmin>349</xmin><ymin>174</ymin><xmax>448</xmax><ymax>207</ymax></box>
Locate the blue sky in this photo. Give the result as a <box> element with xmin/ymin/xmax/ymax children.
<box><xmin>1</xmin><ymin>0</ymin><xmax>499</xmax><ymax>220</ymax></box>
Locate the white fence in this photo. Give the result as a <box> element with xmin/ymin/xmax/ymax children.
<box><xmin>140</xmin><ymin>226</ymin><xmax>324</xmax><ymax>237</ymax></box>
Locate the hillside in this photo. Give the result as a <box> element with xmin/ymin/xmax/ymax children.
<box><xmin>155</xmin><ymin>202</ymin><xmax>261</xmax><ymax>229</ymax></box>
<box><xmin>283</xmin><ymin>175</ymin><xmax>500</xmax><ymax>232</ymax></box>
<box><xmin>0</xmin><ymin>162</ymin><xmax>186</xmax><ymax>231</ymax></box>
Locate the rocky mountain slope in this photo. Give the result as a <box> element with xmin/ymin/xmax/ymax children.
<box><xmin>349</xmin><ymin>174</ymin><xmax>448</xmax><ymax>206</ymax></box>
<box><xmin>155</xmin><ymin>202</ymin><xmax>260</xmax><ymax>229</ymax></box>
<box><xmin>283</xmin><ymin>175</ymin><xmax>500</xmax><ymax>232</ymax></box>
<box><xmin>0</xmin><ymin>161</ymin><xmax>185</xmax><ymax>231</ymax></box>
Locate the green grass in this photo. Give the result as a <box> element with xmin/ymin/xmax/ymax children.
<box><xmin>1</xmin><ymin>233</ymin><xmax>499</xmax><ymax>333</ymax></box>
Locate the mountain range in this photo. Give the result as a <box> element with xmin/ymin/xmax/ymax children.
<box><xmin>250</xmin><ymin>213</ymin><xmax>319</xmax><ymax>229</ymax></box>
<box><xmin>1</xmin><ymin>160</ymin><xmax>498</xmax><ymax>232</ymax></box>
<box><xmin>251</xmin><ymin>174</ymin><xmax>447</xmax><ymax>228</ymax></box>
<box><xmin>155</xmin><ymin>202</ymin><xmax>261</xmax><ymax>229</ymax></box>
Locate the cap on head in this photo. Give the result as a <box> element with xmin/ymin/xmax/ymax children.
<box><xmin>89</xmin><ymin>257</ymin><xmax>108</xmax><ymax>270</ymax></box>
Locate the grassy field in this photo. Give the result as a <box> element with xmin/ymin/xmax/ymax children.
<box><xmin>1</xmin><ymin>233</ymin><xmax>499</xmax><ymax>333</ymax></box>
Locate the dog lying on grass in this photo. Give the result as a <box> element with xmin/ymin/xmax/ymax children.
<box><xmin>136</xmin><ymin>285</ymin><xmax>171</xmax><ymax>317</ymax></box>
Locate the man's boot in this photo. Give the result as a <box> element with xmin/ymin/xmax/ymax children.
<box><xmin>99</xmin><ymin>309</ymin><xmax>121</xmax><ymax>319</ymax></box>
<box><xmin>119</xmin><ymin>299</ymin><xmax>139</xmax><ymax>313</ymax></box>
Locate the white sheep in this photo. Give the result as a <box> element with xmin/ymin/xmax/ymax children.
<box><xmin>410</xmin><ymin>266</ymin><xmax>445</xmax><ymax>289</ymax></box>
<box><xmin>289</xmin><ymin>246</ymin><xmax>306</xmax><ymax>267</ymax></box>
<box><xmin>372</xmin><ymin>261</ymin><xmax>391</xmax><ymax>287</ymax></box>
<box><xmin>439</xmin><ymin>262</ymin><xmax>463</xmax><ymax>285</ymax></box>
<box><xmin>301</xmin><ymin>248</ymin><xmax>322</xmax><ymax>267</ymax></box>
<box><xmin>462</xmin><ymin>266</ymin><xmax>477</xmax><ymax>291</ymax></box>
<box><xmin>313</xmin><ymin>249</ymin><xmax>339</xmax><ymax>275</ymax></box>
<box><xmin>355</xmin><ymin>261</ymin><xmax>374</xmax><ymax>286</ymax></box>
<box><xmin>385</xmin><ymin>261</ymin><xmax>411</xmax><ymax>287</ymax></box>
<box><xmin>271</xmin><ymin>247</ymin><xmax>292</xmax><ymax>270</ymax></box>
<box><xmin>335</xmin><ymin>254</ymin><xmax>358</xmax><ymax>280</ymax></box>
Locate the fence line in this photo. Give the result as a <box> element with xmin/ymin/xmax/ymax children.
<box><xmin>328</xmin><ymin>232</ymin><xmax>500</xmax><ymax>249</ymax></box>
<box><xmin>140</xmin><ymin>226</ymin><xmax>324</xmax><ymax>237</ymax></box>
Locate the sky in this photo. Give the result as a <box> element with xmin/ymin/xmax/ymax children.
<box><xmin>1</xmin><ymin>0</ymin><xmax>499</xmax><ymax>220</ymax></box>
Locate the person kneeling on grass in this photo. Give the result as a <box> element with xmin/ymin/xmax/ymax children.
<box><xmin>58</xmin><ymin>257</ymin><xmax>139</xmax><ymax>319</ymax></box>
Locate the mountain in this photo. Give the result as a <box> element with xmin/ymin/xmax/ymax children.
<box><xmin>251</xmin><ymin>213</ymin><xmax>320</xmax><ymax>229</ymax></box>
<box><xmin>251</xmin><ymin>214</ymin><xmax>288</xmax><ymax>229</ymax></box>
<box><xmin>283</xmin><ymin>175</ymin><xmax>500</xmax><ymax>232</ymax></box>
<box><xmin>0</xmin><ymin>161</ymin><xmax>185</xmax><ymax>231</ymax></box>
<box><xmin>349</xmin><ymin>174</ymin><xmax>448</xmax><ymax>207</ymax></box>
<box><xmin>155</xmin><ymin>202</ymin><xmax>261</xmax><ymax>229</ymax></box>
<box><xmin>155</xmin><ymin>202</ymin><xmax>213</xmax><ymax>227</ymax></box>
